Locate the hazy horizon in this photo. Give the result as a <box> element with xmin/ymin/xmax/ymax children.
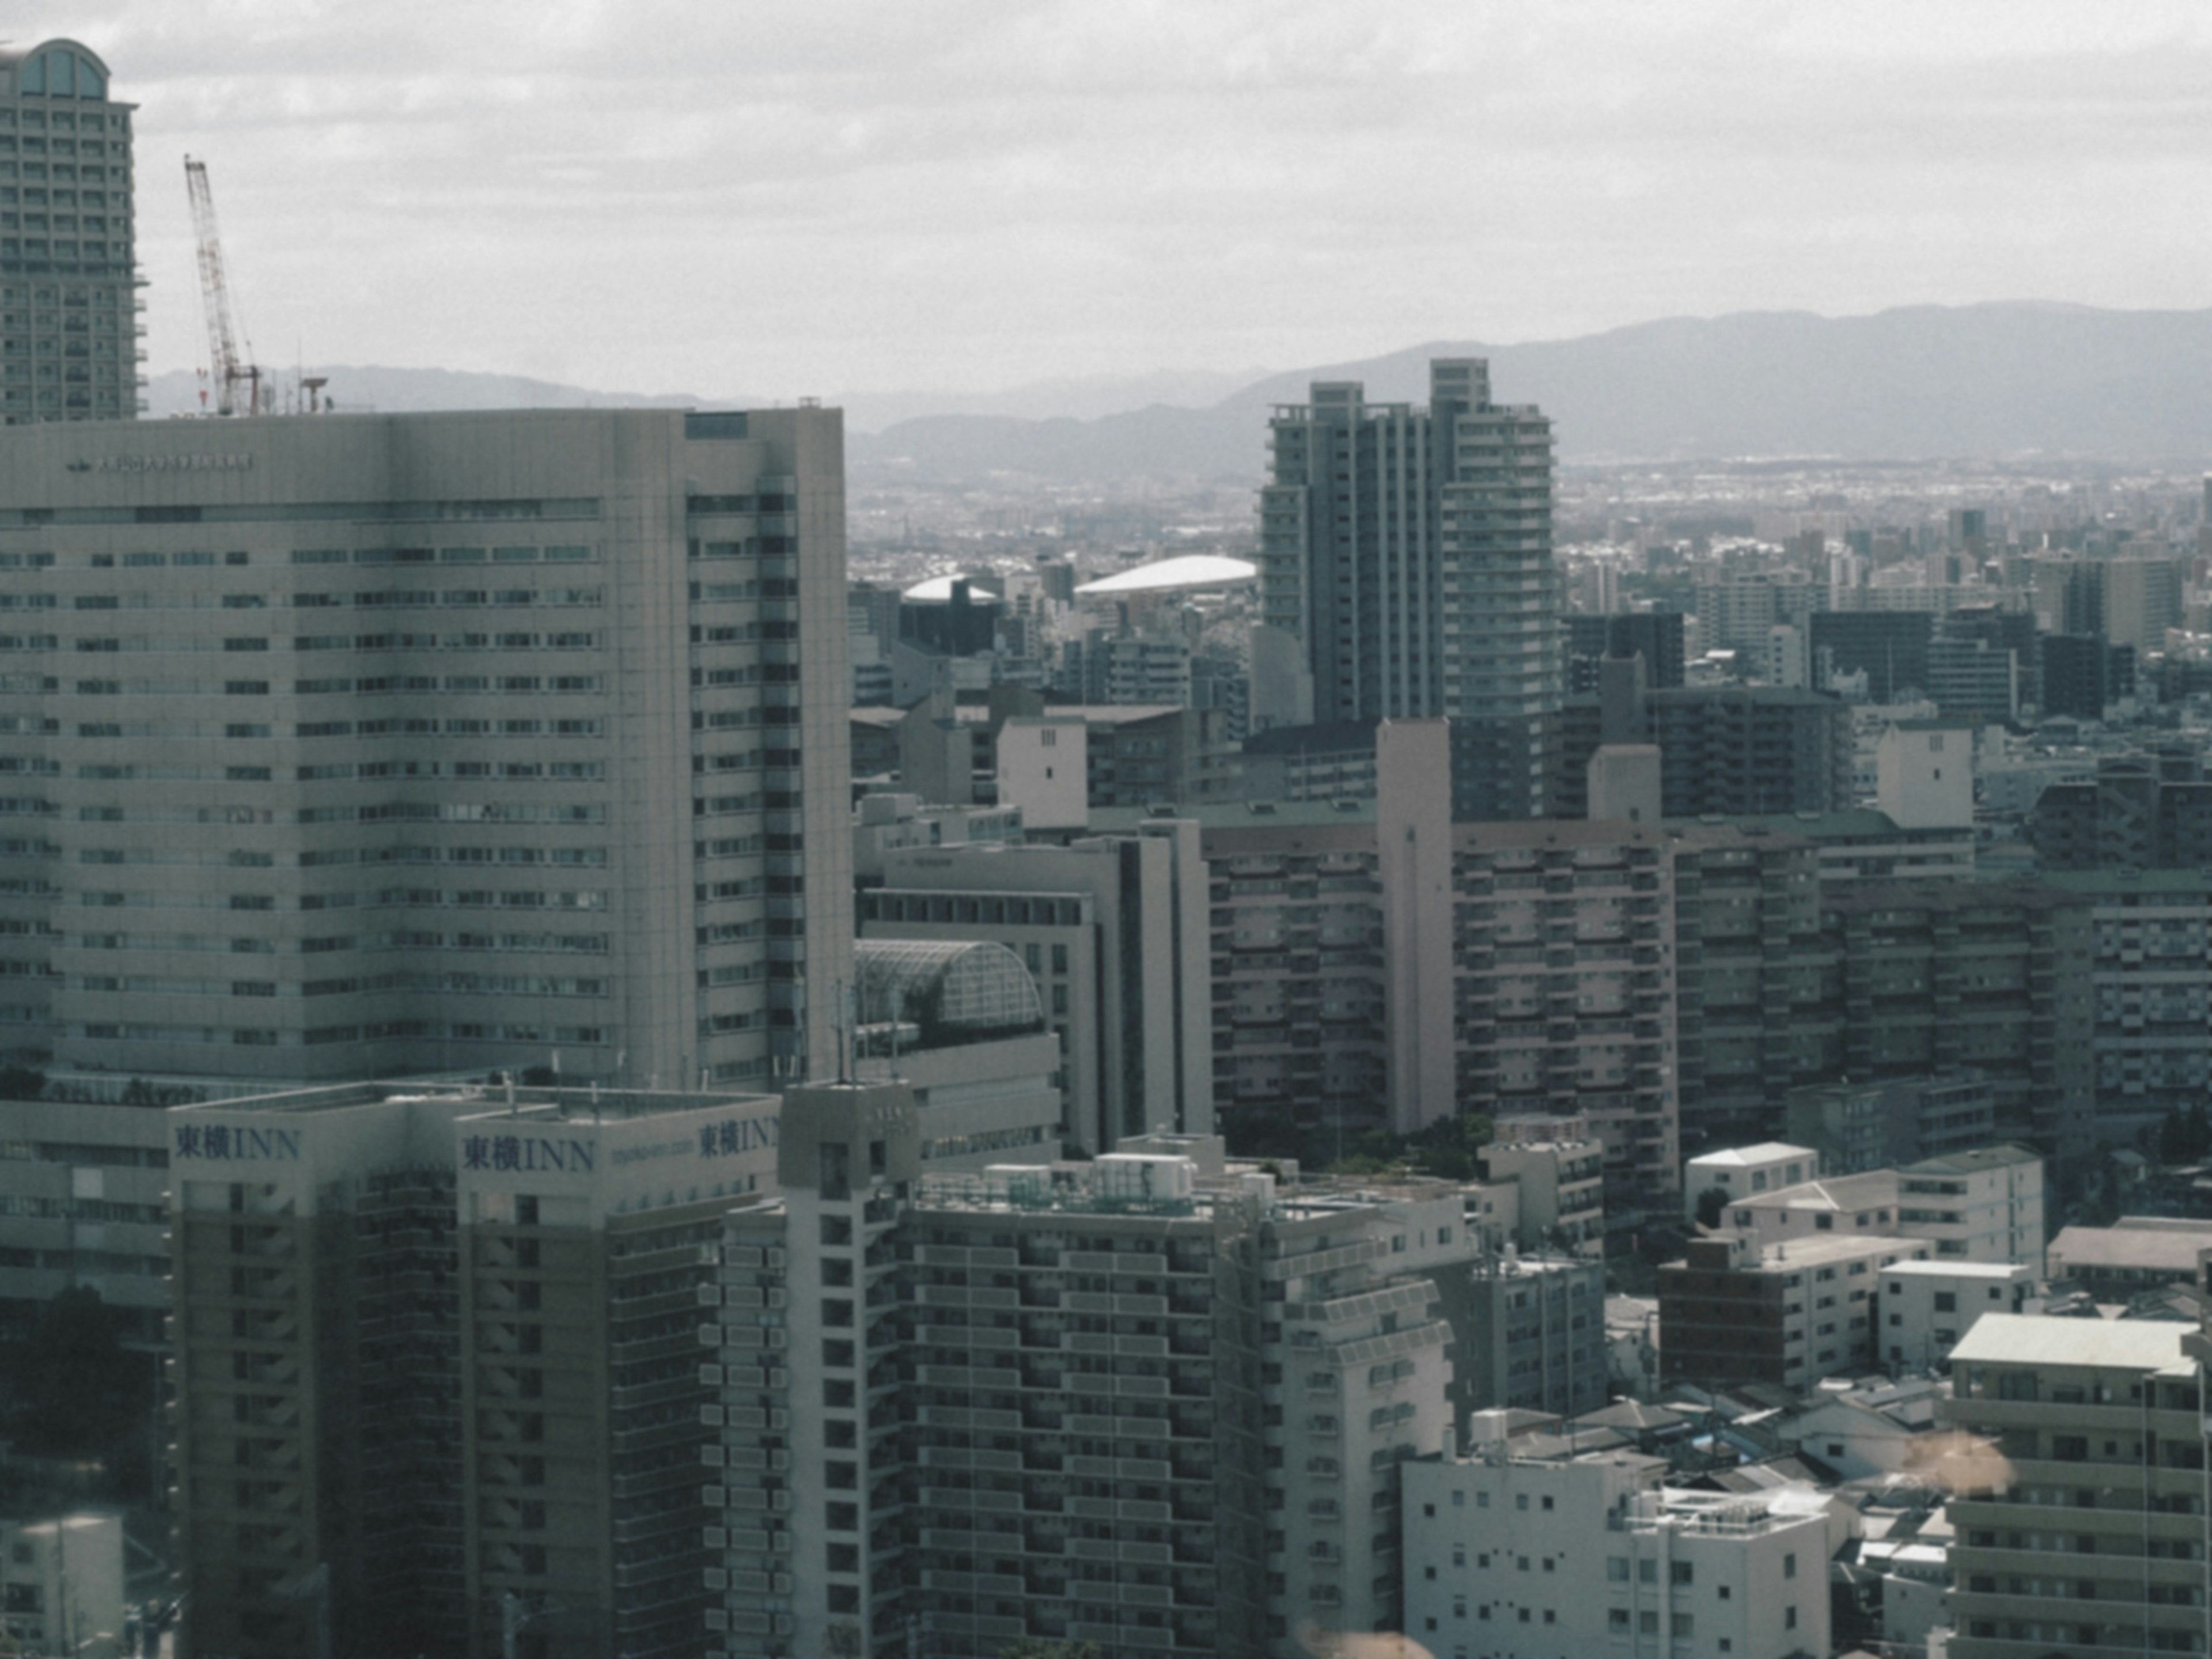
<box><xmin>62</xmin><ymin>2</ymin><xmax>2212</xmax><ymax>400</ymax></box>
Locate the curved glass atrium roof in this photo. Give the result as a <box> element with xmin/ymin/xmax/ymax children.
<box><xmin>854</xmin><ymin>939</ymin><xmax>1045</xmax><ymax>1045</ymax></box>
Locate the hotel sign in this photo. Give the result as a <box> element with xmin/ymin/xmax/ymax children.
<box><xmin>174</xmin><ymin>1123</ymin><xmax>301</xmax><ymax>1161</ymax></box>
<box><xmin>66</xmin><ymin>453</ymin><xmax>255</xmax><ymax>475</ymax></box>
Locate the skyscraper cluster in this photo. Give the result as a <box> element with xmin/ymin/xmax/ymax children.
<box><xmin>1259</xmin><ymin>359</ymin><xmax>1562</xmax><ymax>818</ymax></box>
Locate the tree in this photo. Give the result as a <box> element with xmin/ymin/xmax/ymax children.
<box><xmin>1404</xmin><ymin>1111</ymin><xmax>1495</xmax><ymax>1181</ymax></box>
<box><xmin>5</xmin><ymin>1286</ymin><xmax>149</xmax><ymax>1458</ymax></box>
<box><xmin>2158</xmin><ymin>1101</ymin><xmax>2212</xmax><ymax>1165</ymax></box>
<box><xmin>1695</xmin><ymin>1185</ymin><xmax>1731</xmax><ymax>1229</ymax></box>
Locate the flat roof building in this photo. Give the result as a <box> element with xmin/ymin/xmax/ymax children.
<box><xmin>168</xmin><ymin>1080</ymin><xmax>786</xmax><ymax>1659</ymax></box>
<box><xmin>0</xmin><ymin>407</ymin><xmax>854</xmax><ymax>1093</ymax></box>
<box><xmin>1940</xmin><ymin>1315</ymin><xmax>2209</xmax><ymax>1659</ymax></box>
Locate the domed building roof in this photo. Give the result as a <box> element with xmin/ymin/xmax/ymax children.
<box><xmin>854</xmin><ymin>938</ymin><xmax>1044</xmax><ymax>1046</ymax></box>
<box><xmin>899</xmin><ymin>573</ymin><xmax>1005</xmax><ymax>604</ymax></box>
<box><xmin>1074</xmin><ymin>554</ymin><xmax>1258</xmax><ymax>597</ymax></box>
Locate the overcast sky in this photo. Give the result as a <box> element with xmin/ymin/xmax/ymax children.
<box><xmin>56</xmin><ymin>1</ymin><xmax>2212</xmax><ymax>402</ymax></box>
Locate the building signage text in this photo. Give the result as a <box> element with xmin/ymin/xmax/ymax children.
<box><xmin>74</xmin><ymin>453</ymin><xmax>255</xmax><ymax>475</ymax></box>
<box><xmin>462</xmin><ymin>1134</ymin><xmax>595</xmax><ymax>1174</ymax></box>
<box><xmin>697</xmin><ymin>1115</ymin><xmax>778</xmax><ymax>1158</ymax></box>
<box><xmin>174</xmin><ymin>1124</ymin><xmax>302</xmax><ymax>1161</ymax></box>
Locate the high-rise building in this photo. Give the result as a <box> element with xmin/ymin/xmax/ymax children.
<box><xmin>1258</xmin><ymin>360</ymin><xmax>1559</xmax><ymax>819</ymax></box>
<box><xmin>1564</xmin><ymin>610</ymin><xmax>1687</xmax><ymax>693</ymax></box>
<box><xmin>704</xmin><ymin>1088</ymin><xmax>1478</xmax><ymax>1658</ymax></box>
<box><xmin>1940</xmin><ymin>1316</ymin><xmax>2211</xmax><ymax>1659</ymax></box>
<box><xmin>165</xmin><ymin>1081</ymin><xmax>788</xmax><ymax>1659</ymax></box>
<box><xmin>0</xmin><ymin>408</ymin><xmax>853</xmax><ymax>1091</ymax></box>
<box><xmin>0</xmin><ymin>39</ymin><xmax>143</xmax><ymax>425</ymax></box>
<box><xmin>2030</xmin><ymin>749</ymin><xmax>2212</xmax><ymax>872</ymax></box>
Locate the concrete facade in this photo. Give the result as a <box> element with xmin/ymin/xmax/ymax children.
<box><xmin>1877</xmin><ymin>1259</ymin><xmax>2036</xmax><ymax>1371</ymax></box>
<box><xmin>1940</xmin><ymin>1316</ymin><xmax>2211</xmax><ymax>1659</ymax></box>
<box><xmin>1658</xmin><ymin>1230</ymin><xmax>1931</xmax><ymax>1388</ymax></box>
<box><xmin>1258</xmin><ymin>360</ymin><xmax>1560</xmax><ymax>820</ymax></box>
<box><xmin>0</xmin><ymin>39</ymin><xmax>142</xmax><ymax>426</ymax></box>
<box><xmin>167</xmin><ymin>1081</ymin><xmax>785</xmax><ymax>1659</ymax></box>
<box><xmin>0</xmin><ymin>1097</ymin><xmax>169</xmax><ymax>1343</ymax></box>
<box><xmin>0</xmin><ymin>1512</ymin><xmax>126</xmax><ymax>1659</ymax></box>
<box><xmin>1402</xmin><ymin>1445</ymin><xmax>1835</xmax><ymax>1659</ymax></box>
<box><xmin>0</xmin><ymin>408</ymin><xmax>855</xmax><ymax>1092</ymax></box>
<box><xmin>857</xmin><ymin>817</ymin><xmax>1214</xmax><ymax>1152</ymax></box>
<box><xmin>704</xmin><ymin>1087</ymin><xmax>1475</xmax><ymax>1658</ymax></box>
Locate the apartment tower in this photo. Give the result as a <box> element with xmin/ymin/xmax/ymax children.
<box><xmin>1258</xmin><ymin>359</ymin><xmax>1559</xmax><ymax>819</ymax></box>
<box><xmin>0</xmin><ymin>38</ymin><xmax>142</xmax><ymax>424</ymax></box>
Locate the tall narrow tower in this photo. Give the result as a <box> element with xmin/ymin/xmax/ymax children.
<box><xmin>0</xmin><ymin>39</ymin><xmax>141</xmax><ymax>423</ymax></box>
<box><xmin>1258</xmin><ymin>358</ymin><xmax>1559</xmax><ymax>819</ymax></box>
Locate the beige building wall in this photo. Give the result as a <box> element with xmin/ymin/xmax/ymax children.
<box><xmin>0</xmin><ymin>408</ymin><xmax>852</xmax><ymax>1093</ymax></box>
<box><xmin>1376</xmin><ymin>718</ymin><xmax>1454</xmax><ymax>1134</ymax></box>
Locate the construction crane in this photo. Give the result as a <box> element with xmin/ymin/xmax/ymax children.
<box><xmin>183</xmin><ymin>155</ymin><xmax>266</xmax><ymax>416</ymax></box>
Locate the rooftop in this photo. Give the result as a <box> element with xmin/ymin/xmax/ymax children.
<box><xmin>1691</xmin><ymin>1142</ymin><xmax>1819</xmax><ymax>1168</ymax></box>
<box><xmin>1073</xmin><ymin>554</ymin><xmax>1258</xmax><ymax>596</ymax></box>
<box><xmin>2040</xmin><ymin>867</ymin><xmax>2212</xmax><ymax>896</ymax></box>
<box><xmin>1668</xmin><ymin>808</ymin><xmax>1931</xmax><ymax>842</ymax></box>
<box><xmin>1901</xmin><ymin>1143</ymin><xmax>2041</xmax><ymax>1175</ymax></box>
<box><xmin>176</xmin><ymin>1080</ymin><xmax>776</xmax><ymax>1123</ymax></box>
<box><xmin>1946</xmin><ymin>1312</ymin><xmax>2191</xmax><ymax>1372</ymax></box>
<box><xmin>853</xmin><ymin>938</ymin><xmax>1046</xmax><ymax>1042</ymax></box>
<box><xmin>2048</xmin><ymin>1222</ymin><xmax>2212</xmax><ymax>1274</ymax></box>
<box><xmin>1739</xmin><ymin>1171</ymin><xmax>1900</xmax><ymax>1213</ymax></box>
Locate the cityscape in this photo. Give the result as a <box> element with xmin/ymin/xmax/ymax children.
<box><xmin>4</xmin><ymin>16</ymin><xmax>2212</xmax><ymax>1659</ymax></box>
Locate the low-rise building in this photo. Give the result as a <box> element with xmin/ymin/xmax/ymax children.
<box><xmin>1658</xmin><ymin>1230</ymin><xmax>1930</xmax><ymax>1387</ymax></box>
<box><xmin>0</xmin><ymin>1513</ymin><xmax>126</xmax><ymax>1659</ymax></box>
<box><xmin>1683</xmin><ymin>1142</ymin><xmax>1819</xmax><ymax>1220</ymax></box>
<box><xmin>1783</xmin><ymin>1071</ymin><xmax>1997</xmax><ymax>1173</ymax></box>
<box><xmin>1877</xmin><ymin>1259</ymin><xmax>2037</xmax><ymax>1371</ymax></box>
<box><xmin>1459</xmin><ymin>1249</ymin><xmax>1609</xmax><ymax>1422</ymax></box>
<box><xmin>2046</xmin><ymin>1215</ymin><xmax>2212</xmax><ymax>1298</ymax></box>
<box><xmin>1718</xmin><ymin>1145</ymin><xmax>2045</xmax><ymax>1275</ymax></box>
<box><xmin>1474</xmin><ymin>1138</ymin><xmax>1604</xmax><ymax>1256</ymax></box>
<box><xmin>1892</xmin><ymin>1144</ymin><xmax>2046</xmax><ymax>1275</ymax></box>
<box><xmin>1401</xmin><ymin>1438</ymin><xmax>1837</xmax><ymax>1659</ymax></box>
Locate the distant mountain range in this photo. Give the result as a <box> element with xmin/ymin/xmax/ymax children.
<box><xmin>145</xmin><ymin>304</ymin><xmax>2212</xmax><ymax>480</ymax></box>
